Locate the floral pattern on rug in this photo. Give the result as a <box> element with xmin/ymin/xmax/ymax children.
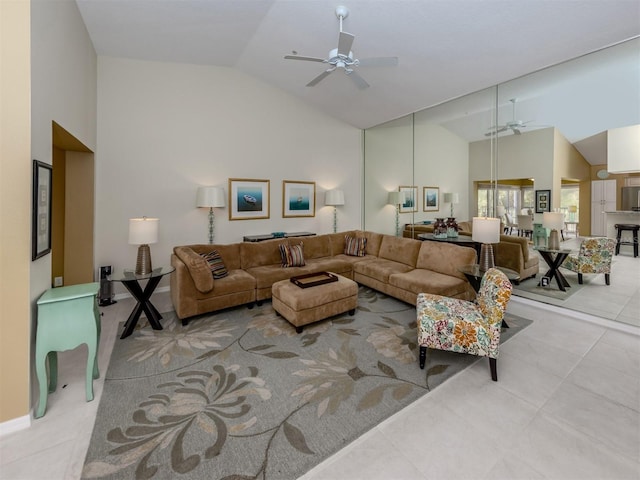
<box><xmin>83</xmin><ymin>287</ymin><xmax>529</xmax><ymax>479</ymax></box>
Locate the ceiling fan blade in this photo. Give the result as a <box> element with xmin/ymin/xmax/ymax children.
<box><xmin>358</xmin><ymin>57</ymin><xmax>398</xmax><ymax>67</ymax></box>
<box><xmin>485</xmin><ymin>126</ymin><xmax>508</xmax><ymax>136</ymax></box>
<box><xmin>346</xmin><ymin>70</ymin><xmax>369</xmax><ymax>89</ymax></box>
<box><xmin>306</xmin><ymin>69</ymin><xmax>334</xmax><ymax>87</ymax></box>
<box><xmin>284</xmin><ymin>55</ymin><xmax>326</xmax><ymax>63</ymax></box>
<box><xmin>337</xmin><ymin>32</ymin><xmax>355</xmax><ymax>57</ymax></box>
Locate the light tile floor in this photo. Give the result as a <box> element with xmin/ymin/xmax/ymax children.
<box><xmin>1</xmin><ymin>248</ymin><xmax>639</xmax><ymax>479</ymax></box>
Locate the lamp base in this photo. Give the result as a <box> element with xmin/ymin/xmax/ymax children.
<box><xmin>135</xmin><ymin>244</ymin><xmax>152</xmax><ymax>275</ymax></box>
<box><xmin>548</xmin><ymin>229</ymin><xmax>560</xmax><ymax>250</ymax></box>
<box><xmin>479</xmin><ymin>244</ymin><xmax>495</xmax><ymax>271</ymax></box>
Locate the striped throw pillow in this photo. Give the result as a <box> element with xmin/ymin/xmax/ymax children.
<box><xmin>279</xmin><ymin>242</ymin><xmax>305</xmax><ymax>267</ymax></box>
<box><xmin>200</xmin><ymin>250</ymin><xmax>228</xmax><ymax>279</ymax></box>
<box><xmin>344</xmin><ymin>235</ymin><xmax>367</xmax><ymax>257</ymax></box>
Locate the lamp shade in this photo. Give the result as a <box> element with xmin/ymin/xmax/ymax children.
<box><xmin>568</xmin><ymin>205</ymin><xmax>578</xmax><ymax>213</ymax></box>
<box><xmin>496</xmin><ymin>205</ymin><xmax>506</xmax><ymax>217</ymax></box>
<box><xmin>472</xmin><ymin>217</ymin><xmax>500</xmax><ymax>244</ymax></box>
<box><xmin>543</xmin><ymin>212</ymin><xmax>565</xmax><ymax>231</ymax></box>
<box><xmin>325</xmin><ymin>189</ymin><xmax>345</xmax><ymax>206</ymax></box>
<box><xmin>128</xmin><ymin>217</ymin><xmax>159</xmax><ymax>245</ymax></box>
<box><xmin>443</xmin><ymin>193</ymin><xmax>459</xmax><ymax>204</ymax></box>
<box><xmin>196</xmin><ymin>186</ymin><xmax>225</xmax><ymax>208</ymax></box>
<box><xmin>388</xmin><ymin>191</ymin><xmax>405</xmax><ymax>205</ymax></box>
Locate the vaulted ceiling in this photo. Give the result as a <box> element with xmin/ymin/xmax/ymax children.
<box><xmin>76</xmin><ymin>0</ymin><xmax>640</xmax><ymax>150</ymax></box>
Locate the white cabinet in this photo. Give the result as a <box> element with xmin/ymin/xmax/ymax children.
<box><xmin>591</xmin><ymin>180</ymin><xmax>616</xmax><ymax>235</ymax></box>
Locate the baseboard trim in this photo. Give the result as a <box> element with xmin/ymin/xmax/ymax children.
<box><xmin>0</xmin><ymin>413</ymin><xmax>31</xmax><ymax>437</ymax></box>
<box><xmin>510</xmin><ymin>295</ymin><xmax>639</xmax><ymax>336</ymax></box>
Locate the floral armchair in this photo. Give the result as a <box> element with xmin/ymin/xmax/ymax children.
<box><xmin>561</xmin><ymin>237</ymin><xmax>616</xmax><ymax>285</ymax></box>
<box><xmin>416</xmin><ymin>268</ymin><xmax>512</xmax><ymax>381</ymax></box>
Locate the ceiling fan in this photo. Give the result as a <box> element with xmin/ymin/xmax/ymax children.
<box><xmin>485</xmin><ymin>98</ymin><xmax>548</xmax><ymax>136</ymax></box>
<box><xmin>284</xmin><ymin>6</ymin><xmax>398</xmax><ymax>89</ymax></box>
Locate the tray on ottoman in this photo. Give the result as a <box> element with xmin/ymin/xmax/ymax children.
<box><xmin>290</xmin><ymin>271</ymin><xmax>338</xmax><ymax>288</ymax></box>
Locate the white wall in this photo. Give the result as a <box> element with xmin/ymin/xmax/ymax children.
<box><xmin>30</xmin><ymin>0</ymin><xmax>97</xmax><ymax>299</ymax></box>
<box><xmin>96</xmin><ymin>57</ymin><xmax>362</xmax><ymax>291</ymax></box>
<box><xmin>413</xmin><ymin>118</ymin><xmax>470</xmax><ymax>222</ymax></box>
<box><xmin>608</xmin><ymin>124</ymin><xmax>640</xmax><ymax>174</ymax></box>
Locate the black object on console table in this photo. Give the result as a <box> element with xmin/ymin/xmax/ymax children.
<box><xmin>243</xmin><ymin>232</ymin><xmax>316</xmax><ymax>242</ymax></box>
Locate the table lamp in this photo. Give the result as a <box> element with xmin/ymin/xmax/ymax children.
<box><xmin>543</xmin><ymin>212</ymin><xmax>565</xmax><ymax>250</ymax></box>
<box><xmin>472</xmin><ymin>217</ymin><xmax>501</xmax><ymax>271</ymax></box>
<box><xmin>443</xmin><ymin>192</ymin><xmax>459</xmax><ymax>217</ymax></box>
<box><xmin>129</xmin><ymin>217</ymin><xmax>159</xmax><ymax>275</ymax></box>
<box><xmin>196</xmin><ymin>186</ymin><xmax>226</xmax><ymax>244</ymax></box>
<box><xmin>325</xmin><ymin>189</ymin><xmax>345</xmax><ymax>233</ymax></box>
<box><xmin>388</xmin><ymin>191</ymin><xmax>406</xmax><ymax>237</ymax></box>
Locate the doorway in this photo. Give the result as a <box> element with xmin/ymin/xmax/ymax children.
<box><xmin>51</xmin><ymin>121</ymin><xmax>95</xmax><ymax>286</ymax></box>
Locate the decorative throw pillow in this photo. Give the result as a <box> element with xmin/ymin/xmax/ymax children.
<box><xmin>200</xmin><ymin>250</ymin><xmax>228</xmax><ymax>279</ymax></box>
<box><xmin>344</xmin><ymin>235</ymin><xmax>367</xmax><ymax>257</ymax></box>
<box><xmin>279</xmin><ymin>242</ymin><xmax>305</xmax><ymax>267</ymax></box>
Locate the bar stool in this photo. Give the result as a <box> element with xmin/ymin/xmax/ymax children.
<box><xmin>614</xmin><ymin>223</ymin><xmax>639</xmax><ymax>257</ymax></box>
<box><xmin>35</xmin><ymin>283</ymin><xmax>101</xmax><ymax>418</ymax></box>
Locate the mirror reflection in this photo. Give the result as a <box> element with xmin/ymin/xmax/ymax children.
<box><xmin>364</xmin><ymin>37</ymin><xmax>640</xmax><ymax>326</ymax></box>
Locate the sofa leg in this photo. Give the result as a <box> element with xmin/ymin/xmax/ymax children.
<box><xmin>578</xmin><ymin>273</ymin><xmax>583</xmax><ymax>284</ymax></box>
<box><xmin>181</xmin><ymin>319</ymin><xmax>189</xmax><ymax>327</ymax></box>
<box><xmin>296</xmin><ymin>326</ymin><xmax>303</xmax><ymax>334</ymax></box>
<box><xmin>419</xmin><ymin>346</ymin><xmax>426</xmax><ymax>369</ymax></box>
<box><xmin>605</xmin><ymin>273</ymin><xmax>610</xmax><ymax>285</ymax></box>
<box><xmin>489</xmin><ymin>358</ymin><xmax>497</xmax><ymax>381</ymax></box>
<box><xmin>348</xmin><ymin>309</ymin><xmax>355</xmax><ymax>315</ymax></box>
<box><xmin>248</xmin><ymin>303</ymin><xmax>255</xmax><ymax>309</ymax></box>
<box><xmin>257</xmin><ymin>300</ymin><xmax>263</xmax><ymax>306</ymax></box>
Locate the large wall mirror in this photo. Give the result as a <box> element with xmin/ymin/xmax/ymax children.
<box><xmin>363</xmin><ymin>37</ymin><xmax>639</xmax><ymax>320</ymax></box>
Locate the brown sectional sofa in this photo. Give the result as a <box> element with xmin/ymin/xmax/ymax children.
<box><xmin>171</xmin><ymin>230</ymin><xmax>477</xmax><ymax>324</ymax></box>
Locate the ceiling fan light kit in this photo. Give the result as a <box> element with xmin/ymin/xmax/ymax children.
<box><xmin>284</xmin><ymin>5</ymin><xmax>398</xmax><ymax>89</ymax></box>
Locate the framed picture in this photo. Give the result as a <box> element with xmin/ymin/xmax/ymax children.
<box><xmin>282</xmin><ymin>180</ymin><xmax>315</xmax><ymax>218</ymax></box>
<box><xmin>32</xmin><ymin>160</ymin><xmax>53</xmax><ymax>260</ymax></box>
<box><xmin>229</xmin><ymin>178</ymin><xmax>270</xmax><ymax>220</ymax></box>
<box><xmin>535</xmin><ymin>189</ymin><xmax>551</xmax><ymax>213</ymax></box>
<box><xmin>399</xmin><ymin>186</ymin><xmax>418</xmax><ymax>213</ymax></box>
<box><xmin>423</xmin><ymin>186</ymin><xmax>439</xmax><ymax>212</ymax></box>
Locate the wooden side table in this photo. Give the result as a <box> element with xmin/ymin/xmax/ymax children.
<box><xmin>35</xmin><ymin>282</ymin><xmax>101</xmax><ymax>418</ymax></box>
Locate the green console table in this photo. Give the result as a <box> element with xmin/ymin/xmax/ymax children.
<box><xmin>35</xmin><ymin>282</ymin><xmax>100</xmax><ymax>418</ymax></box>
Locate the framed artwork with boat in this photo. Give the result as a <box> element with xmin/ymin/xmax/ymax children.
<box><xmin>283</xmin><ymin>180</ymin><xmax>315</xmax><ymax>218</ymax></box>
<box><xmin>229</xmin><ymin>178</ymin><xmax>270</xmax><ymax>220</ymax></box>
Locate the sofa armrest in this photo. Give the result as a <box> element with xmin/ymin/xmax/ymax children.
<box><xmin>173</xmin><ymin>246</ymin><xmax>214</xmax><ymax>293</ymax></box>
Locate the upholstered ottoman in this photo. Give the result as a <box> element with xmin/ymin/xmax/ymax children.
<box><xmin>272</xmin><ymin>273</ymin><xmax>358</xmax><ymax>332</ymax></box>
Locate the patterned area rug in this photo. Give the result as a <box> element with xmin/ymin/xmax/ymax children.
<box><xmin>82</xmin><ymin>287</ymin><xmax>531</xmax><ymax>479</ymax></box>
<box><xmin>512</xmin><ymin>271</ymin><xmax>587</xmax><ymax>302</ymax></box>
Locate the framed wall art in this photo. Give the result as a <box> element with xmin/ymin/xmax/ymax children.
<box><xmin>229</xmin><ymin>178</ymin><xmax>270</xmax><ymax>220</ymax></box>
<box><xmin>32</xmin><ymin>160</ymin><xmax>53</xmax><ymax>260</ymax></box>
<box><xmin>423</xmin><ymin>186</ymin><xmax>439</xmax><ymax>212</ymax></box>
<box><xmin>535</xmin><ymin>189</ymin><xmax>551</xmax><ymax>213</ymax></box>
<box><xmin>399</xmin><ymin>186</ymin><xmax>418</xmax><ymax>213</ymax></box>
<box><xmin>283</xmin><ymin>180</ymin><xmax>315</xmax><ymax>218</ymax></box>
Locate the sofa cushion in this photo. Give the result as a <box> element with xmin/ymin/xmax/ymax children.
<box><xmin>390</xmin><ymin>269</ymin><xmax>471</xmax><ymax>298</ymax></box>
<box><xmin>416</xmin><ymin>241</ymin><xmax>476</xmax><ymax>279</ymax></box>
<box><xmin>279</xmin><ymin>242</ymin><xmax>305</xmax><ymax>267</ymax></box>
<box><xmin>200</xmin><ymin>250</ymin><xmax>228</xmax><ymax>279</ymax></box>
<box><xmin>174</xmin><ymin>246</ymin><xmax>214</xmax><ymax>293</ymax></box>
<box><xmin>378</xmin><ymin>236</ymin><xmax>421</xmax><ymax>267</ymax></box>
<box><xmin>192</xmin><ymin>269</ymin><xmax>256</xmax><ymax>299</ymax></box>
<box><xmin>353</xmin><ymin>258</ymin><xmax>414</xmax><ymax>283</ymax></box>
